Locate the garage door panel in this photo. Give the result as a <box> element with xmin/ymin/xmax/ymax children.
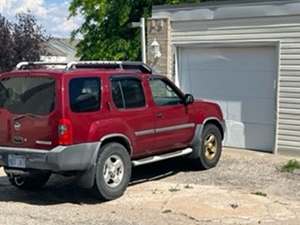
<box><xmin>182</xmin><ymin>47</ymin><xmax>276</xmax><ymax>71</ymax></box>
<box><xmin>225</xmin><ymin>121</ymin><xmax>275</xmax><ymax>150</ymax></box>
<box><xmin>201</xmin><ymin>98</ymin><xmax>275</xmax><ymax>125</ymax></box>
<box><xmin>228</xmin><ymin>99</ymin><xmax>275</xmax><ymax>125</ymax></box>
<box><xmin>180</xmin><ymin>46</ymin><xmax>276</xmax><ymax>151</ymax></box>
<box><xmin>187</xmin><ymin>70</ymin><xmax>276</xmax><ymax>98</ymax></box>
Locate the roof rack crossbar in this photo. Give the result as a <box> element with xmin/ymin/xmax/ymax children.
<box><xmin>15</xmin><ymin>61</ymin><xmax>152</xmax><ymax>74</ymax></box>
<box><xmin>66</xmin><ymin>61</ymin><xmax>152</xmax><ymax>74</ymax></box>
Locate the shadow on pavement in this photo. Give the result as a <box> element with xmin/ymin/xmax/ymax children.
<box><xmin>0</xmin><ymin>157</ymin><xmax>199</xmax><ymax>205</ymax></box>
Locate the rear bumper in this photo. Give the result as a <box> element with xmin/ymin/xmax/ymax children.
<box><xmin>0</xmin><ymin>142</ymin><xmax>99</xmax><ymax>172</ymax></box>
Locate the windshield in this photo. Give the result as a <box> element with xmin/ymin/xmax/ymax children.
<box><xmin>0</xmin><ymin>77</ymin><xmax>55</xmax><ymax>115</ymax></box>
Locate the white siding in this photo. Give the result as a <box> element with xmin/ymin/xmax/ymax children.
<box><xmin>169</xmin><ymin>15</ymin><xmax>300</xmax><ymax>153</ymax></box>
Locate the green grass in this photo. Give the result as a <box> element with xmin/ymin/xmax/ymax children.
<box><xmin>280</xmin><ymin>159</ymin><xmax>300</xmax><ymax>173</ymax></box>
<box><xmin>251</xmin><ymin>191</ymin><xmax>267</xmax><ymax>197</ymax></box>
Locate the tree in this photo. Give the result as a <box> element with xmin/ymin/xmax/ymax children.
<box><xmin>13</xmin><ymin>13</ymin><xmax>47</xmax><ymax>63</ymax></box>
<box><xmin>69</xmin><ymin>0</ymin><xmax>203</xmax><ymax>61</ymax></box>
<box><xmin>0</xmin><ymin>13</ymin><xmax>48</xmax><ymax>72</ymax></box>
<box><xmin>0</xmin><ymin>15</ymin><xmax>15</xmax><ymax>72</ymax></box>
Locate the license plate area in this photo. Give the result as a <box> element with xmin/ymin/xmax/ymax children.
<box><xmin>8</xmin><ymin>154</ymin><xmax>26</xmax><ymax>168</ymax></box>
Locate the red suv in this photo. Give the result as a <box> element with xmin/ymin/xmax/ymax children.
<box><xmin>0</xmin><ymin>61</ymin><xmax>225</xmax><ymax>200</ymax></box>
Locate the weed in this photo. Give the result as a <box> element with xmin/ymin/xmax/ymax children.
<box><xmin>184</xmin><ymin>184</ymin><xmax>194</xmax><ymax>189</ymax></box>
<box><xmin>229</xmin><ymin>203</ymin><xmax>239</xmax><ymax>209</ymax></box>
<box><xmin>251</xmin><ymin>191</ymin><xmax>267</xmax><ymax>197</ymax></box>
<box><xmin>280</xmin><ymin>159</ymin><xmax>300</xmax><ymax>173</ymax></box>
<box><xmin>169</xmin><ymin>185</ymin><xmax>180</xmax><ymax>192</ymax></box>
<box><xmin>162</xmin><ymin>209</ymin><xmax>172</xmax><ymax>214</ymax></box>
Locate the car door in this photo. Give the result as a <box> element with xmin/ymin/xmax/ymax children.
<box><xmin>149</xmin><ymin>77</ymin><xmax>195</xmax><ymax>153</ymax></box>
<box><xmin>110</xmin><ymin>76</ymin><xmax>156</xmax><ymax>156</ymax></box>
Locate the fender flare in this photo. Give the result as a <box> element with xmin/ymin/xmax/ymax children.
<box><xmin>77</xmin><ymin>133</ymin><xmax>133</xmax><ymax>189</ymax></box>
<box><xmin>190</xmin><ymin>117</ymin><xmax>225</xmax><ymax>159</ymax></box>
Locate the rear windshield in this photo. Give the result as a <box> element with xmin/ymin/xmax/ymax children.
<box><xmin>0</xmin><ymin>77</ymin><xmax>55</xmax><ymax>115</ymax></box>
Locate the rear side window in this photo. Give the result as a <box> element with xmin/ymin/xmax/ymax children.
<box><xmin>111</xmin><ymin>78</ymin><xmax>145</xmax><ymax>109</ymax></box>
<box><xmin>0</xmin><ymin>77</ymin><xmax>55</xmax><ymax>115</ymax></box>
<box><xmin>69</xmin><ymin>77</ymin><xmax>100</xmax><ymax>112</ymax></box>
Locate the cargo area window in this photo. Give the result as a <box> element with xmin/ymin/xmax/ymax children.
<box><xmin>0</xmin><ymin>77</ymin><xmax>55</xmax><ymax>115</ymax></box>
<box><xmin>111</xmin><ymin>77</ymin><xmax>145</xmax><ymax>109</ymax></box>
<box><xmin>69</xmin><ymin>77</ymin><xmax>101</xmax><ymax>112</ymax></box>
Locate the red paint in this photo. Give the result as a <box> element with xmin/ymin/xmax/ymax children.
<box><xmin>0</xmin><ymin>68</ymin><xmax>224</xmax><ymax>157</ymax></box>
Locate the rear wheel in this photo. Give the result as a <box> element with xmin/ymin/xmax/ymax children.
<box><xmin>7</xmin><ymin>172</ymin><xmax>51</xmax><ymax>190</ymax></box>
<box><xmin>193</xmin><ymin>124</ymin><xmax>222</xmax><ymax>169</ymax></box>
<box><xmin>93</xmin><ymin>143</ymin><xmax>131</xmax><ymax>200</ymax></box>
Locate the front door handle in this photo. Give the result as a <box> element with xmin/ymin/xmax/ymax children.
<box><xmin>156</xmin><ymin>112</ymin><xmax>164</xmax><ymax>118</ymax></box>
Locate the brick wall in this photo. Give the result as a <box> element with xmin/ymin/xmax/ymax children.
<box><xmin>147</xmin><ymin>18</ymin><xmax>172</xmax><ymax>79</ymax></box>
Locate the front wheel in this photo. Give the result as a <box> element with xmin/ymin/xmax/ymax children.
<box><xmin>7</xmin><ymin>172</ymin><xmax>51</xmax><ymax>190</ymax></box>
<box><xmin>193</xmin><ymin>124</ymin><xmax>222</xmax><ymax>169</ymax></box>
<box><xmin>93</xmin><ymin>143</ymin><xmax>131</xmax><ymax>201</ymax></box>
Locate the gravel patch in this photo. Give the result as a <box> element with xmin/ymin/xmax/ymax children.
<box><xmin>132</xmin><ymin>148</ymin><xmax>300</xmax><ymax>201</ymax></box>
<box><xmin>0</xmin><ymin>148</ymin><xmax>299</xmax><ymax>225</ymax></box>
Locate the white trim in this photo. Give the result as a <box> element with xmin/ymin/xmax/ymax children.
<box><xmin>153</xmin><ymin>1</ymin><xmax>300</xmax><ymax>22</ymax></box>
<box><xmin>135</xmin><ymin>123</ymin><xmax>195</xmax><ymax>137</ymax></box>
<box><xmin>274</xmin><ymin>41</ymin><xmax>281</xmax><ymax>154</ymax></box>
<box><xmin>174</xmin><ymin>47</ymin><xmax>180</xmax><ymax>86</ymax></box>
<box><xmin>99</xmin><ymin>133</ymin><xmax>133</xmax><ymax>155</ymax></box>
<box><xmin>35</xmin><ymin>141</ymin><xmax>52</xmax><ymax>146</ymax></box>
<box><xmin>135</xmin><ymin>129</ymin><xmax>155</xmax><ymax>137</ymax></box>
<box><xmin>156</xmin><ymin>123</ymin><xmax>195</xmax><ymax>133</ymax></box>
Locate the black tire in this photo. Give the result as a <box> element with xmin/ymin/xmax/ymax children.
<box><xmin>193</xmin><ymin>124</ymin><xmax>222</xmax><ymax>169</ymax></box>
<box><xmin>8</xmin><ymin>172</ymin><xmax>51</xmax><ymax>190</ymax></box>
<box><xmin>93</xmin><ymin>143</ymin><xmax>131</xmax><ymax>201</ymax></box>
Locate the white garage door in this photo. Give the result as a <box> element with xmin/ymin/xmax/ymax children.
<box><xmin>179</xmin><ymin>46</ymin><xmax>277</xmax><ymax>151</ymax></box>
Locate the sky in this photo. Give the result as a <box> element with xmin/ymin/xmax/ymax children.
<box><xmin>0</xmin><ymin>0</ymin><xmax>82</xmax><ymax>37</ymax></box>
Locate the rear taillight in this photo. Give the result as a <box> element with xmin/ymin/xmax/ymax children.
<box><xmin>58</xmin><ymin>118</ymin><xmax>73</xmax><ymax>145</ymax></box>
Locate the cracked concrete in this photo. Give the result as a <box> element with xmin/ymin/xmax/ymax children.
<box><xmin>0</xmin><ymin>148</ymin><xmax>299</xmax><ymax>225</ymax></box>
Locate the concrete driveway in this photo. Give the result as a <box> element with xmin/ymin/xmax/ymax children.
<box><xmin>0</xmin><ymin>148</ymin><xmax>299</xmax><ymax>225</ymax></box>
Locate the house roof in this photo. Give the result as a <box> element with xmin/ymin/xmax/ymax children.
<box><xmin>152</xmin><ymin>0</ymin><xmax>300</xmax><ymax>21</ymax></box>
<box><xmin>42</xmin><ymin>38</ymin><xmax>79</xmax><ymax>58</ymax></box>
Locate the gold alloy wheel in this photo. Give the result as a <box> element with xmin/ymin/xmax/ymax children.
<box><xmin>204</xmin><ymin>134</ymin><xmax>218</xmax><ymax>160</ymax></box>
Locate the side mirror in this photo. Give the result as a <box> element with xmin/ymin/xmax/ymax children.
<box><xmin>184</xmin><ymin>94</ymin><xmax>194</xmax><ymax>105</ymax></box>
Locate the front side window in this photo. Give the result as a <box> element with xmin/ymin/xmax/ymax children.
<box><xmin>111</xmin><ymin>77</ymin><xmax>145</xmax><ymax>109</ymax></box>
<box><xmin>69</xmin><ymin>77</ymin><xmax>100</xmax><ymax>112</ymax></box>
<box><xmin>0</xmin><ymin>76</ymin><xmax>55</xmax><ymax>115</ymax></box>
<box><xmin>149</xmin><ymin>78</ymin><xmax>182</xmax><ymax>106</ymax></box>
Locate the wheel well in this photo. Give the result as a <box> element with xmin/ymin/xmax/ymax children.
<box><xmin>204</xmin><ymin>120</ymin><xmax>224</xmax><ymax>140</ymax></box>
<box><xmin>100</xmin><ymin>136</ymin><xmax>132</xmax><ymax>155</ymax></box>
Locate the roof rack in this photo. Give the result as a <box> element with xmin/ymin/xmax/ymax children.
<box><xmin>16</xmin><ymin>62</ymin><xmax>69</xmax><ymax>70</ymax></box>
<box><xmin>16</xmin><ymin>61</ymin><xmax>153</xmax><ymax>74</ymax></box>
<box><xmin>66</xmin><ymin>61</ymin><xmax>152</xmax><ymax>74</ymax></box>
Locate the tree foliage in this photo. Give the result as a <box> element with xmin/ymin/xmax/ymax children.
<box><xmin>0</xmin><ymin>15</ymin><xmax>15</xmax><ymax>72</ymax></box>
<box><xmin>0</xmin><ymin>13</ymin><xmax>48</xmax><ymax>72</ymax></box>
<box><xmin>69</xmin><ymin>0</ymin><xmax>203</xmax><ymax>61</ymax></box>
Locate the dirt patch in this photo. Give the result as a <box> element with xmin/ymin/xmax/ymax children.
<box><xmin>163</xmin><ymin>148</ymin><xmax>300</xmax><ymax>202</ymax></box>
